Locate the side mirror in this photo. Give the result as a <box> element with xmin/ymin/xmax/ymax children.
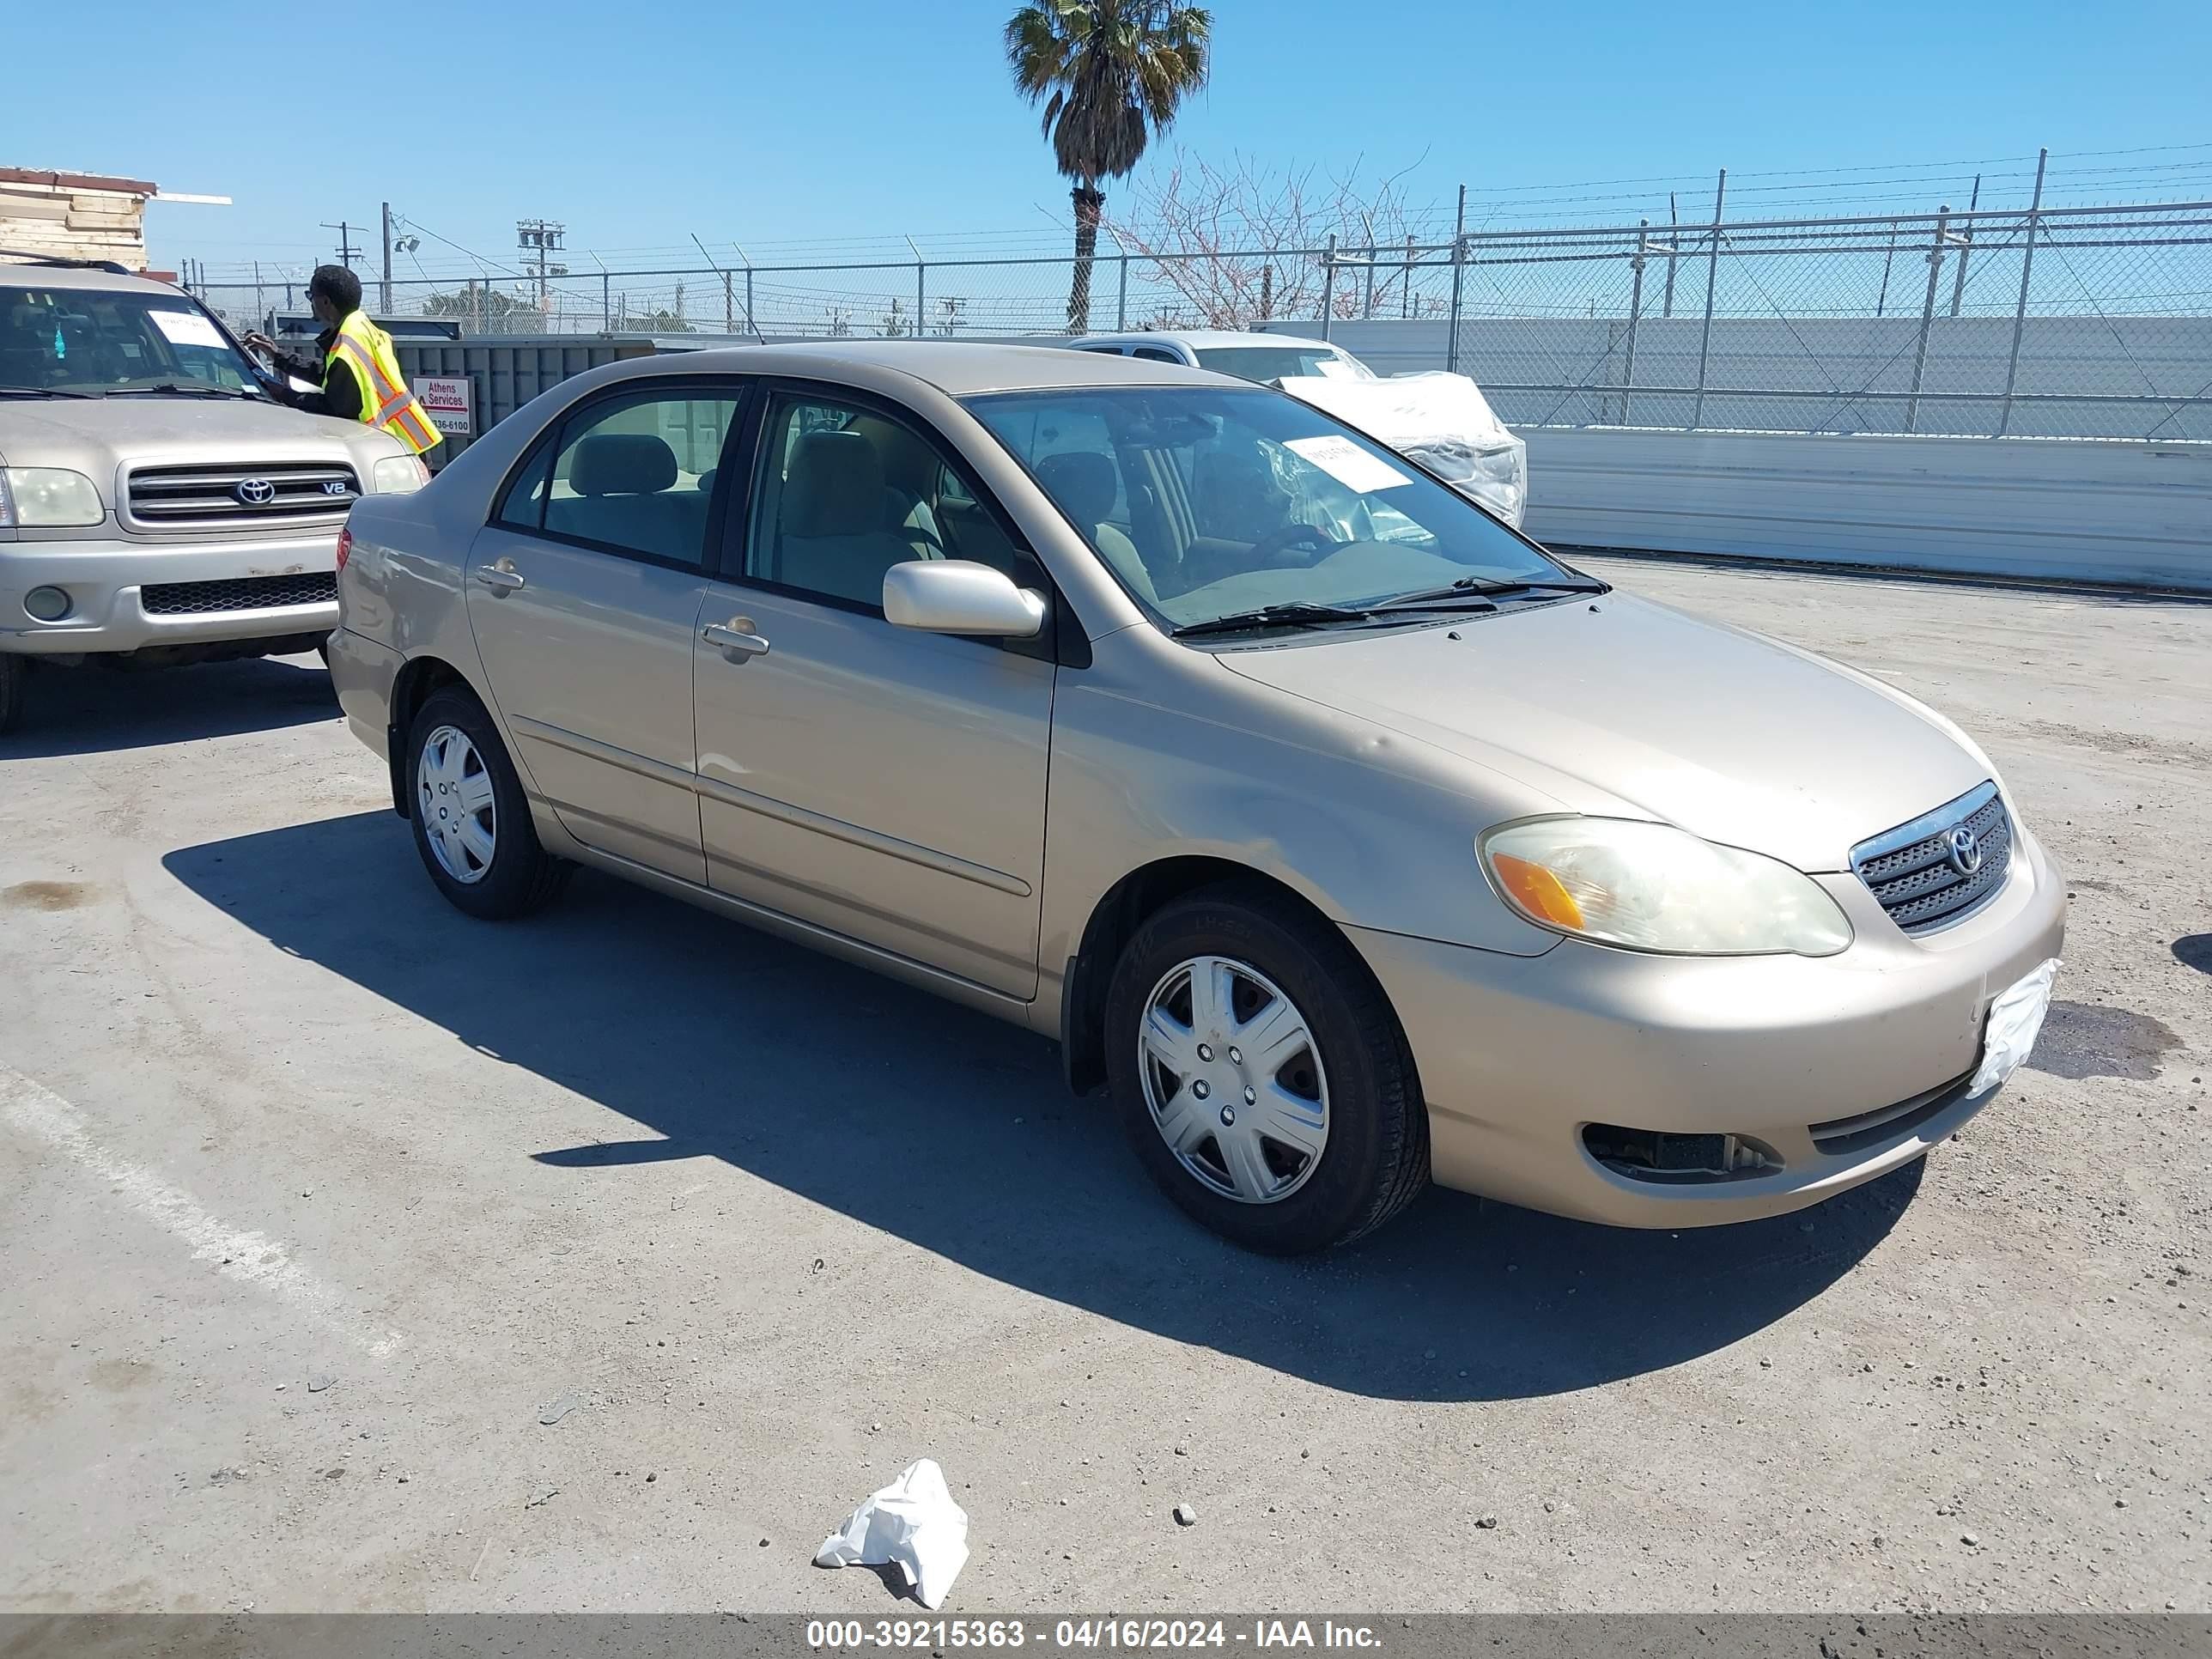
<box><xmin>883</xmin><ymin>559</ymin><xmax>1046</xmax><ymax>640</ymax></box>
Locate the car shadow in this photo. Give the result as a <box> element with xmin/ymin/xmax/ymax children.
<box><xmin>0</xmin><ymin>653</ymin><xmax>336</xmax><ymax>759</ymax></box>
<box><xmin>161</xmin><ymin>811</ymin><xmax>1918</xmax><ymax>1403</ymax></box>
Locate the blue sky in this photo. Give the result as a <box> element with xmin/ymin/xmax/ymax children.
<box><xmin>5</xmin><ymin>0</ymin><xmax>2209</xmax><ymax>282</ymax></box>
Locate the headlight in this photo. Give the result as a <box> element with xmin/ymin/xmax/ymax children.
<box><xmin>1480</xmin><ymin>817</ymin><xmax>1852</xmax><ymax>957</ymax></box>
<box><xmin>0</xmin><ymin>467</ymin><xmax>105</xmax><ymax>528</ymax></box>
<box><xmin>1406</xmin><ymin>436</ymin><xmax>1526</xmax><ymax>525</ymax></box>
<box><xmin>373</xmin><ymin>454</ymin><xmax>429</xmax><ymax>494</ymax></box>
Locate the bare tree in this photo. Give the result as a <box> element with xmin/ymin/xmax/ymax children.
<box><xmin>1107</xmin><ymin>150</ymin><xmax>1440</xmax><ymax>329</ymax></box>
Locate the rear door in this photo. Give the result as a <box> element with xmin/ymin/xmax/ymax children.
<box><xmin>464</xmin><ymin>379</ymin><xmax>745</xmax><ymax>883</ymax></box>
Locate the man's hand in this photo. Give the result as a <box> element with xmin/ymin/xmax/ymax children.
<box><xmin>240</xmin><ymin>331</ymin><xmax>279</xmax><ymax>357</ymax></box>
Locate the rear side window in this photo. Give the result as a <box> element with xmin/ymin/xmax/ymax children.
<box><xmin>537</xmin><ymin>390</ymin><xmax>739</xmax><ymax>568</ymax></box>
<box><xmin>494</xmin><ymin>441</ymin><xmax>554</xmax><ymax>531</ymax></box>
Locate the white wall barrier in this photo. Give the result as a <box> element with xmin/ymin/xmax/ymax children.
<box><xmin>1518</xmin><ymin>429</ymin><xmax>2212</xmax><ymax>592</ymax></box>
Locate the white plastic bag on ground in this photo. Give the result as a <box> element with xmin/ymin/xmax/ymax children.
<box><xmin>814</xmin><ymin>1457</ymin><xmax>970</xmax><ymax>1609</ymax></box>
<box><xmin>1969</xmin><ymin>957</ymin><xmax>2061</xmax><ymax>1097</ymax></box>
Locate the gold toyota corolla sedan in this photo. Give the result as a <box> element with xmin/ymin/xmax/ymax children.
<box><xmin>329</xmin><ymin>343</ymin><xmax>2064</xmax><ymax>1253</ymax></box>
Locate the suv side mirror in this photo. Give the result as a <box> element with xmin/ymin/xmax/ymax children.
<box><xmin>883</xmin><ymin>560</ymin><xmax>1046</xmax><ymax>639</ymax></box>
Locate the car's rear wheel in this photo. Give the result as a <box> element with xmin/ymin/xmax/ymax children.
<box><xmin>1103</xmin><ymin>883</ymin><xmax>1430</xmax><ymax>1253</ymax></box>
<box><xmin>404</xmin><ymin>685</ymin><xmax>566</xmax><ymax>920</ymax></box>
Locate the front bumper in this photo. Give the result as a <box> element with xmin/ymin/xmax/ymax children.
<box><xmin>0</xmin><ymin>529</ymin><xmax>340</xmax><ymax>655</ymax></box>
<box><xmin>1349</xmin><ymin>821</ymin><xmax>2067</xmax><ymax>1227</ymax></box>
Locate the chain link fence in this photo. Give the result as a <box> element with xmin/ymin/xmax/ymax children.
<box><xmin>191</xmin><ymin>198</ymin><xmax>2212</xmax><ymax>443</ymax></box>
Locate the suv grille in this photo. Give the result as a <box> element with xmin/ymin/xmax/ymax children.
<box><xmin>142</xmin><ymin>574</ymin><xmax>337</xmax><ymax>616</ymax></box>
<box><xmin>127</xmin><ymin>462</ymin><xmax>359</xmax><ymax>527</ymax></box>
<box><xmin>1850</xmin><ymin>781</ymin><xmax>2013</xmax><ymax>934</ymax></box>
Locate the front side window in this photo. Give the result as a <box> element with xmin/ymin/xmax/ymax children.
<box><xmin>0</xmin><ymin>284</ymin><xmax>261</xmax><ymax>397</ymax></box>
<box><xmin>747</xmin><ymin>394</ymin><xmax>1025</xmax><ymax>609</ymax></box>
<box><xmin>967</xmin><ymin>386</ymin><xmax>1573</xmax><ymax>629</ymax></box>
<box><xmin>538</xmin><ymin>389</ymin><xmax>738</xmax><ymax>567</ymax></box>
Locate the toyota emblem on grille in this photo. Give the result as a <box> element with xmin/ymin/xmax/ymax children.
<box><xmin>234</xmin><ymin>477</ymin><xmax>277</xmax><ymax>507</ymax></box>
<box><xmin>1946</xmin><ymin>824</ymin><xmax>1983</xmax><ymax>874</ymax></box>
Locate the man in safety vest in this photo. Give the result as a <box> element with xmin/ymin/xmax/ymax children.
<box><xmin>243</xmin><ymin>265</ymin><xmax>441</xmax><ymax>458</ymax></box>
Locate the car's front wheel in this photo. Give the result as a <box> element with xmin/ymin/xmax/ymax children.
<box><xmin>404</xmin><ymin>685</ymin><xmax>566</xmax><ymax>920</ymax></box>
<box><xmin>0</xmin><ymin>654</ymin><xmax>24</xmax><ymax>736</ymax></box>
<box><xmin>1103</xmin><ymin>883</ymin><xmax>1430</xmax><ymax>1253</ymax></box>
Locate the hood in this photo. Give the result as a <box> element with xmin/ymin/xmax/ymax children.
<box><xmin>1216</xmin><ymin>592</ymin><xmax>1991</xmax><ymax>872</ymax></box>
<box><xmin>1277</xmin><ymin>370</ymin><xmax>1511</xmax><ymax>449</ymax></box>
<box><xmin>0</xmin><ymin>396</ymin><xmax>385</xmax><ymax>479</ymax></box>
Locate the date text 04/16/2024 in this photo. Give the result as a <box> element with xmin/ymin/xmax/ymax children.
<box><xmin>805</xmin><ymin>1619</ymin><xmax>1383</xmax><ymax>1650</ymax></box>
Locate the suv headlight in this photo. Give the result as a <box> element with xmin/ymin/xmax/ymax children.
<box><xmin>0</xmin><ymin>467</ymin><xmax>105</xmax><ymax>528</ymax></box>
<box><xmin>1481</xmin><ymin>817</ymin><xmax>1852</xmax><ymax>957</ymax></box>
<box><xmin>1404</xmin><ymin>436</ymin><xmax>1526</xmax><ymax>526</ymax></box>
<box><xmin>372</xmin><ymin>454</ymin><xmax>429</xmax><ymax>494</ymax></box>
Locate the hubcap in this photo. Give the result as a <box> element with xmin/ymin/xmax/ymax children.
<box><xmin>416</xmin><ymin>725</ymin><xmax>496</xmax><ymax>884</ymax></box>
<box><xmin>1138</xmin><ymin>956</ymin><xmax>1329</xmax><ymax>1206</ymax></box>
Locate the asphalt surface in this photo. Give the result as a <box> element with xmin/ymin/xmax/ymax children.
<box><xmin>1</xmin><ymin>558</ymin><xmax>2206</xmax><ymax>1616</ymax></box>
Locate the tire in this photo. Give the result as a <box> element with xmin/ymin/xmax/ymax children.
<box><xmin>403</xmin><ymin>685</ymin><xmax>567</xmax><ymax>920</ymax></box>
<box><xmin>1103</xmin><ymin>882</ymin><xmax>1430</xmax><ymax>1254</ymax></box>
<box><xmin>0</xmin><ymin>653</ymin><xmax>25</xmax><ymax>736</ymax></box>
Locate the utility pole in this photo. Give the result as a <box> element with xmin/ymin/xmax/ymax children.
<box><xmin>516</xmin><ymin>219</ymin><xmax>567</xmax><ymax>317</ymax></box>
<box><xmin>322</xmin><ymin>221</ymin><xmax>361</xmax><ymax>269</ymax></box>
<box><xmin>380</xmin><ymin>203</ymin><xmax>393</xmax><ymax>313</ymax></box>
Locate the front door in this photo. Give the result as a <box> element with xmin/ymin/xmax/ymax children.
<box><xmin>464</xmin><ymin>380</ymin><xmax>744</xmax><ymax>883</ymax></box>
<box><xmin>690</xmin><ymin>387</ymin><xmax>1054</xmax><ymax>998</ymax></box>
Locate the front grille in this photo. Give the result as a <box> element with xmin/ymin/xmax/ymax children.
<box><xmin>1850</xmin><ymin>781</ymin><xmax>2013</xmax><ymax>934</ymax></box>
<box><xmin>141</xmin><ymin>573</ymin><xmax>337</xmax><ymax>616</ymax></box>
<box><xmin>126</xmin><ymin>461</ymin><xmax>359</xmax><ymax>528</ymax></box>
<box><xmin>1809</xmin><ymin>1070</ymin><xmax>1976</xmax><ymax>1156</ymax></box>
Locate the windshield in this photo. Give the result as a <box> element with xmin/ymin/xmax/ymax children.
<box><xmin>1190</xmin><ymin>344</ymin><xmax>1374</xmax><ymax>385</ymax></box>
<box><xmin>0</xmin><ymin>284</ymin><xmax>259</xmax><ymax>395</ymax></box>
<box><xmin>965</xmin><ymin>385</ymin><xmax>1572</xmax><ymax>632</ymax></box>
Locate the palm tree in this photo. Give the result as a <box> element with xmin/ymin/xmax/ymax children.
<box><xmin>1005</xmin><ymin>0</ymin><xmax>1211</xmax><ymax>333</ymax></box>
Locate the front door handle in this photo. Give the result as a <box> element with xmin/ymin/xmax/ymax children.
<box><xmin>702</xmin><ymin>619</ymin><xmax>771</xmax><ymax>660</ymax></box>
<box><xmin>474</xmin><ymin>562</ymin><xmax>525</xmax><ymax>594</ymax></box>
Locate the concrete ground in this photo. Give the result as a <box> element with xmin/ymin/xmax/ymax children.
<box><xmin>0</xmin><ymin>558</ymin><xmax>2206</xmax><ymax>1617</ymax></box>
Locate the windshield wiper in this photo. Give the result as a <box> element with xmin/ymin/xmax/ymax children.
<box><xmin>1373</xmin><ymin>574</ymin><xmax>1608</xmax><ymax>609</ymax></box>
<box><xmin>107</xmin><ymin>381</ymin><xmax>261</xmax><ymax>399</ymax></box>
<box><xmin>0</xmin><ymin>384</ymin><xmax>96</xmax><ymax>398</ymax></box>
<box><xmin>1170</xmin><ymin>602</ymin><xmax>1376</xmax><ymax>638</ymax></box>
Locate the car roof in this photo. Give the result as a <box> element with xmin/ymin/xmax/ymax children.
<box><xmin>1072</xmin><ymin>330</ymin><xmax>1352</xmax><ymax>352</ymax></box>
<box><xmin>648</xmin><ymin>339</ymin><xmax>1232</xmax><ymax>396</ymax></box>
<box><xmin>0</xmin><ymin>262</ymin><xmax>186</xmax><ymax>297</ymax></box>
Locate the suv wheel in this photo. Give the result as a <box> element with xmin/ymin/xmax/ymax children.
<box><xmin>0</xmin><ymin>654</ymin><xmax>25</xmax><ymax>736</ymax></box>
<box><xmin>404</xmin><ymin>685</ymin><xmax>566</xmax><ymax>920</ymax></box>
<box><xmin>1103</xmin><ymin>883</ymin><xmax>1430</xmax><ymax>1253</ymax></box>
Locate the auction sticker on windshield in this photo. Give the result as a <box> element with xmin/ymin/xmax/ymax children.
<box><xmin>1283</xmin><ymin>434</ymin><xmax>1412</xmax><ymax>493</ymax></box>
<box><xmin>149</xmin><ymin>310</ymin><xmax>227</xmax><ymax>349</ymax></box>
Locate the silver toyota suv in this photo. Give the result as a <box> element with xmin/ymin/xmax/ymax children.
<box><xmin>0</xmin><ymin>258</ymin><xmax>422</xmax><ymax>732</ymax></box>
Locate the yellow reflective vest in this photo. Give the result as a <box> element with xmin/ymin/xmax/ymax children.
<box><xmin>325</xmin><ymin>311</ymin><xmax>441</xmax><ymax>455</ymax></box>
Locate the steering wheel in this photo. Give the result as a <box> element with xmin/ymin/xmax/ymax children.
<box><xmin>1247</xmin><ymin>522</ymin><xmax>1346</xmax><ymax>568</ymax></box>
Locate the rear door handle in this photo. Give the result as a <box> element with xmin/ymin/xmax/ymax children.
<box><xmin>474</xmin><ymin>562</ymin><xmax>525</xmax><ymax>593</ymax></box>
<box><xmin>702</xmin><ymin>620</ymin><xmax>771</xmax><ymax>659</ymax></box>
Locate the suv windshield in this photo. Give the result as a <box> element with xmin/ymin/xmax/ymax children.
<box><xmin>0</xmin><ymin>284</ymin><xmax>259</xmax><ymax>396</ymax></box>
<box><xmin>967</xmin><ymin>386</ymin><xmax>1574</xmax><ymax>633</ymax></box>
<box><xmin>1190</xmin><ymin>344</ymin><xmax>1374</xmax><ymax>385</ymax></box>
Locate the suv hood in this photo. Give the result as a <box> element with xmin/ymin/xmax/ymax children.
<box><xmin>1216</xmin><ymin>592</ymin><xmax>1992</xmax><ymax>872</ymax></box>
<box><xmin>0</xmin><ymin>397</ymin><xmax>378</xmax><ymax>475</ymax></box>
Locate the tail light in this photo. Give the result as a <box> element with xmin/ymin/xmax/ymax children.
<box><xmin>335</xmin><ymin>526</ymin><xmax>352</xmax><ymax>574</ymax></box>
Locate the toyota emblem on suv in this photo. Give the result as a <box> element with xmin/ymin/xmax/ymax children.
<box><xmin>234</xmin><ymin>477</ymin><xmax>277</xmax><ymax>507</ymax></box>
<box><xmin>1946</xmin><ymin>823</ymin><xmax>1983</xmax><ymax>874</ymax></box>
